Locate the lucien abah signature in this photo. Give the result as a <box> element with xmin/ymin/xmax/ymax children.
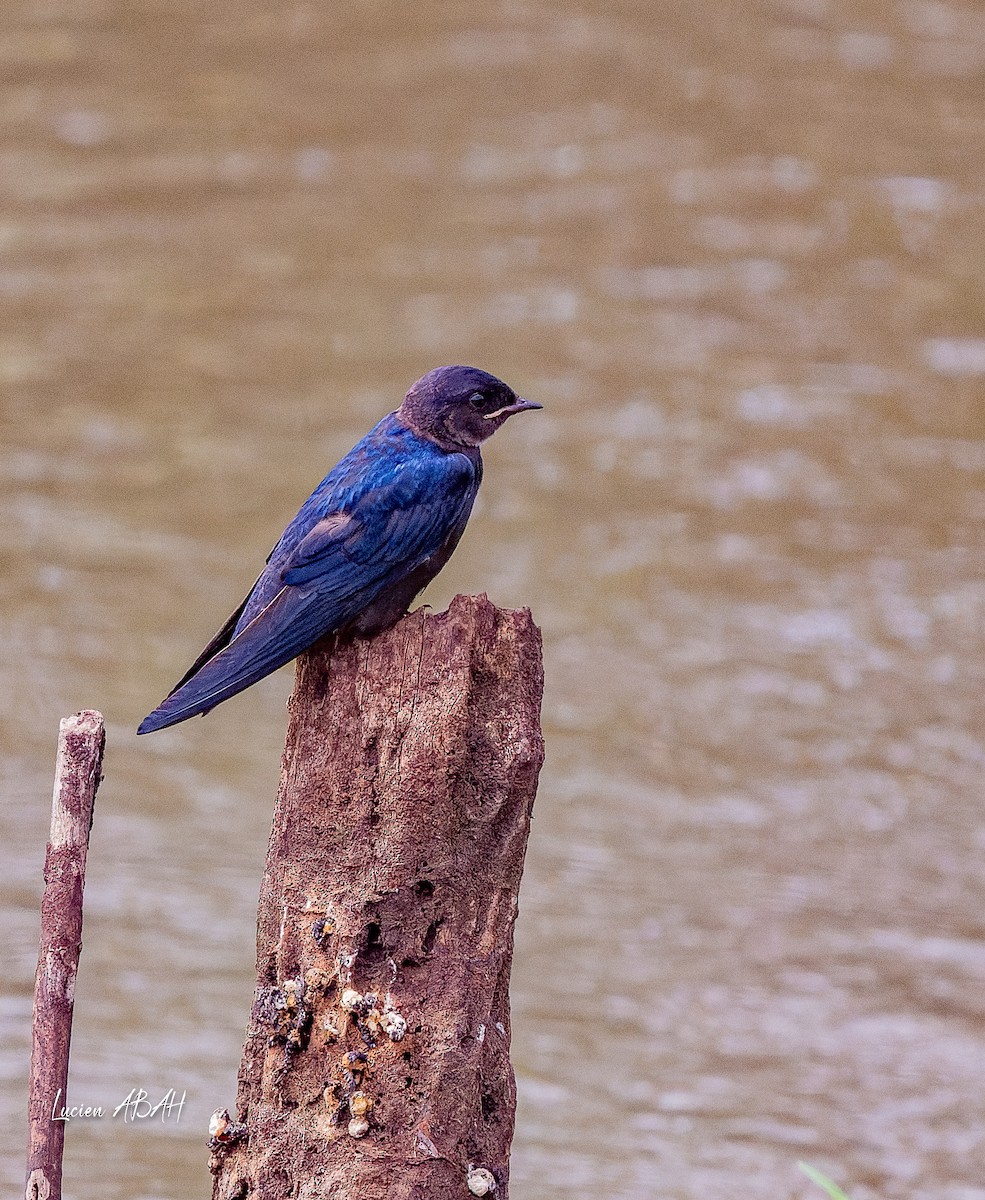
<box><xmin>51</xmin><ymin>1087</ymin><xmax>186</xmax><ymax>1123</ymax></box>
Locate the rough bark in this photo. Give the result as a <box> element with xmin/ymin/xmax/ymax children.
<box><xmin>210</xmin><ymin>595</ymin><xmax>544</xmax><ymax>1200</ymax></box>
<box><xmin>25</xmin><ymin>710</ymin><xmax>105</xmax><ymax>1200</ymax></box>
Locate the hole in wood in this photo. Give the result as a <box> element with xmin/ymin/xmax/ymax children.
<box><xmin>422</xmin><ymin>920</ymin><xmax>440</xmax><ymax>955</ymax></box>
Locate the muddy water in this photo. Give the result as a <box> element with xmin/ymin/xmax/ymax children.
<box><xmin>4</xmin><ymin>2</ymin><xmax>985</xmax><ymax>1197</ymax></box>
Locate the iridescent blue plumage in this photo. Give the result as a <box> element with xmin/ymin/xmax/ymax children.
<box><xmin>138</xmin><ymin>366</ymin><xmax>540</xmax><ymax>734</ymax></box>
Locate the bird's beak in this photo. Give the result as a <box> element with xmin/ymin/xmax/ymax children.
<box><xmin>483</xmin><ymin>398</ymin><xmax>544</xmax><ymax>420</ymax></box>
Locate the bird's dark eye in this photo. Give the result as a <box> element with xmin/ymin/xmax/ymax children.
<box><xmin>468</xmin><ymin>392</ymin><xmax>486</xmax><ymax>410</ymax></box>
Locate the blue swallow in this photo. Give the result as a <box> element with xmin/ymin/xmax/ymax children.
<box><xmin>137</xmin><ymin>366</ymin><xmax>541</xmax><ymax>734</ymax></box>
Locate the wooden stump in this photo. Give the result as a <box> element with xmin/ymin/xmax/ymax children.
<box><xmin>211</xmin><ymin>595</ymin><xmax>544</xmax><ymax>1200</ymax></box>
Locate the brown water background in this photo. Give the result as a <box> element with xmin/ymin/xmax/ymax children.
<box><xmin>4</xmin><ymin>2</ymin><xmax>985</xmax><ymax>1197</ymax></box>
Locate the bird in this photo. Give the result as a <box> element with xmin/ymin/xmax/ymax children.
<box><xmin>137</xmin><ymin>365</ymin><xmax>541</xmax><ymax>734</ymax></box>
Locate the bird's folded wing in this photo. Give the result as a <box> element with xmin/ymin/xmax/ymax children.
<box><xmin>137</xmin><ymin>449</ymin><xmax>477</xmax><ymax>733</ymax></box>
<box><xmin>280</xmin><ymin>451</ymin><xmax>476</xmax><ymax>584</ymax></box>
<box><xmin>162</xmin><ymin>586</ymin><xmax>257</xmax><ymax>697</ymax></box>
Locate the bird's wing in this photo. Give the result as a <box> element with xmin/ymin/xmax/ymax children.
<box><xmin>280</xmin><ymin>454</ymin><xmax>476</xmax><ymax>583</ymax></box>
<box><xmin>163</xmin><ymin>588</ymin><xmax>255</xmax><ymax>696</ymax></box>
<box><xmin>137</xmin><ymin>450</ymin><xmax>477</xmax><ymax>733</ymax></box>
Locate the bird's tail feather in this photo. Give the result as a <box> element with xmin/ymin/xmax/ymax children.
<box><xmin>137</xmin><ymin>587</ymin><xmax>336</xmax><ymax>734</ymax></box>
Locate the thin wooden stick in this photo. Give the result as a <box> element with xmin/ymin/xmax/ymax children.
<box><xmin>25</xmin><ymin>710</ymin><xmax>105</xmax><ymax>1200</ymax></box>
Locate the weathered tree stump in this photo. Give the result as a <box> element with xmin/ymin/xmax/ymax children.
<box><xmin>211</xmin><ymin>594</ymin><xmax>544</xmax><ymax>1200</ymax></box>
<box><xmin>26</xmin><ymin>710</ymin><xmax>105</xmax><ymax>1200</ymax></box>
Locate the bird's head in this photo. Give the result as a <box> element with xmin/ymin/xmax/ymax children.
<box><xmin>398</xmin><ymin>365</ymin><xmax>542</xmax><ymax>449</ymax></box>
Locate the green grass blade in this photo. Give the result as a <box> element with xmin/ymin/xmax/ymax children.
<box><xmin>797</xmin><ymin>1161</ymin><xmax>853</xmax><ymax>1200</ymax></box>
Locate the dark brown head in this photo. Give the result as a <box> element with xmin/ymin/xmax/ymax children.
<box><xmin>398</xmin><ymin>365</ymin><xmax>541</xmax><ymax>449</ymax></box>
